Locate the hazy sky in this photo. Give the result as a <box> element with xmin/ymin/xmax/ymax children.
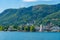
<box><xmin>0</xmin><ymin>0</ymin><xmax>60</xmax><ymax>13</ymax></box>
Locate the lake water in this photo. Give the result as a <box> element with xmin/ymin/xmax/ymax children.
<box><xmin>0</xmin><ymin>32</ymin><xmax>60</xmax><ymax>40</ymax></box>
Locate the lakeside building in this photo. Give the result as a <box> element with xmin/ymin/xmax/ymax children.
<box><xmin>8</xmin><ymin>26</ymin><xmax>17</xmax><ymax>31</ymax></box>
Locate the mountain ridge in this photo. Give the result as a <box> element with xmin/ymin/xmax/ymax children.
<box><xmin>0</xmin><ymin>3</ymin><xmax>60</xmax><ymax>26</ymax></box>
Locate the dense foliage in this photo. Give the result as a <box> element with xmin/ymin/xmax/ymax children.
<box><xmin>0</xmin><ymin>4</ymin><xmax>60</xmax><ymax>26</ymax></box>
<box><xmin>42</xmin><ymin>10</ymin><xmax>60</xmax><ymax>25</ymax></box>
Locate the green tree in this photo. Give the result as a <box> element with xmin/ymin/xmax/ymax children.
<box><xmin>2</xmin><ymin>26</ymin><xmax>9</xmax><ymax>31</ymax></box>
<box><xmin>13</xmin><ymin>25</ymin><xmax>18</xmax><ymax>29</ymax></box>
<box><xmin>24</xmin><ymin>26</ymin><xmax>30</xmax><ymax>32</ymax></box>
<box><xmin>17</xmin><ymin>26</ymin><xmax>21</xmax><ymax>31</ymax></box>
<box><xmin>30</xmin><ymin>25</ymin><xmax>35</xmax><ymax>32</ymax></box>
<box><xmin>0</xmin><ymin>26</ymin><xmax>3</xmax><ymax>31</ymax></box>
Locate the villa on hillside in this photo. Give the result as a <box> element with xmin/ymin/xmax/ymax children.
<box><xmin>50</xmin><ymin>26</ymin><xmax>60</xmax><ymax>32</ymax></box>
<box><xmin>8</xmin><ymin>26</ymin><xmax>17</xmax><ymax>31</ymax></box>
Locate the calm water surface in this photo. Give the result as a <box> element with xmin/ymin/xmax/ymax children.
<box><xmin>0</xmin><ymin>32</ymin><xmax>60</xmax><ymax>40</ymax></box>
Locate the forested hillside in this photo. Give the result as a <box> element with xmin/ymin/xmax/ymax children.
<box><xmin>0</xmin><ymin>4</ymin><xmax>60</xmax><ymax>26</ymax></box>
<box><xmin>42</xmin><ymin>10</ymin><xmax>60</xmax><ymax>25</ymax></box>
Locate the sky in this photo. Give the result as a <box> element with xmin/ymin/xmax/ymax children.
<box><xmin>0</xmin><ymin>0</ymin><xmax>60</xmax><ymax>13</ymax></box>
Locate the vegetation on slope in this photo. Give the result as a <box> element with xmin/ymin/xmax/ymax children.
<box><xmin>0</xmin><ymin>4</ymin><xmax>60</xmax><ymax>26</ymax></box>
<box><xmin>42</xmin><ymin>10</ymin><xmax>60</xmax><ymax>26</ymax></box>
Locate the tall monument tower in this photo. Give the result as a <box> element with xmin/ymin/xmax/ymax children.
<box><xmin>39</xmin><ymin>24</ymin><xmax>43</xmax><ymax>32</ymax></box>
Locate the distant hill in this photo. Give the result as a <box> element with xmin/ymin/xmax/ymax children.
<box><xmin>0</xmin><ymin>4</ymin><xmax>60</xmax><ymax>26</ymax></box>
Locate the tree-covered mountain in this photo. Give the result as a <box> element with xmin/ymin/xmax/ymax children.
<box><xmin>42</xmin><ymin>10</ymin><xmax>60</xmax><ymax>25</ymax></box>
<box><xmin>0</xmin><ymin>4</ymin><xmax>60</xmax><ymax>26</ymax></box>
